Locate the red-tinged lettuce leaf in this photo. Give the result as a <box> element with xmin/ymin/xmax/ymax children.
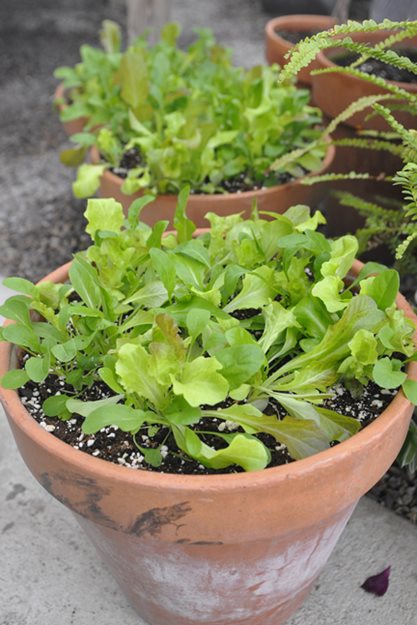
<box><xmin>361</xmin><ymin>566</ymin><xmax>391</xmax><ymax>597</ymax></box>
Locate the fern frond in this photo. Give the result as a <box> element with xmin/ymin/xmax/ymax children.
<box><xmin>312</xmin><ymin>66</ymin><xmax>417</xmax><ymax>104</ymax></box>
<box><xmin>301</xmin><ymin>172</ymin><xmax>372</xmax><ymax>185</ymax></box>
<box><xmin>357</xmin><ymin>129</ymin><xmax>400</xmax><ymax>139</ymax></box>
<box><xmin>324</xmin><ymin>94</ymin><xmax>392</xmax><ymax>135</ymax></box>
<box><xmin>396</xmin><ymin>231</ymin><xmax>417</xmax><ymax>260</ymax></box>
<box><xmin>333</xmin><ymin>137</ymin><xmax>403</xmax><ymax>156</ymax></box>
<box><xmin>334</xmin><ymin>190</ymin><xmax>400</xmax><ymax>220</ymax></box>
<box><xmin>338</xmin><ymin>40</ymin><xmax>417</xmax><ymax>77</ymax></box>
<box><xmin>372</xmin><ymin>105</ymin><xmax>417</xmax><ymax>152</ymax></box>
<box><xmin>393</xmin><ymin>163</ymin><xmax>417</xmax><ymax>220</ymax></box>
<box><xmin>373</xmin><ymin>29</ymin><xmax>417</xmax><ymax>54</ymax></box>
<box><xmin>279</xmin><ymin>19</ymin><xmax>417</xmax><ymax>84</ymax></box>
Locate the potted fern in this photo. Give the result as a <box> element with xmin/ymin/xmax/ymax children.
<box><xmin>56</xmin><ymin>22</ymin><xmax>334</xmax><ymax>226</ymax></box>
<box><xmin>277</xmin><ymin>18</ymin><xmax>417</xmax><ymax>131</ymax></box>
<box><xmin>1</xmin><ymin>193</ymin><xmax>417</xmax><ymax>625</ymax></box>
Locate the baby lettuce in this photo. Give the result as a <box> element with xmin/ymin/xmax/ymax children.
<box><xmin>56</xmin><ymin>22</ymin><xmax>327</xmax><ymax>195</ymax></box>
<box><xmin>1</xmin><ymin>194</ymin><xmax>416</xmax><ymax>472</ymax></box>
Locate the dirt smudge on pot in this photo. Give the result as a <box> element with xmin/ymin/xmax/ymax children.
<box><xmin>129</xmin><ymin>501</ymin><xmax>192</xmax><ymax>537</ymax></box>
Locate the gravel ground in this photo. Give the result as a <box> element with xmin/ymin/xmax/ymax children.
<box><xmin>1</xmin><ymin>0</ymin><xmax>416</xmax><ymax>524</ymax></box>
<box><xmin>370</xmin><ymin>463</ymin><xmax>417</xmax><ymax>524</ymax></box>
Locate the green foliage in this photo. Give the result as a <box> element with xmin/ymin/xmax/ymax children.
<box><xmin>1</xmin><ymin>198</ymin><xmax>416</xmax><ymax>472</ymax></box>
<box><xmin>398</xmin><ymin>419</ymin><xmax>417</xmax><ymax>473</ymax></box>
<box><xmin>279</xmin><ymin>19</ymin><xmax>417</xmax><ymax>89</ymax></box>
<box><xmin>282</xmin><ymin>19</ymin><xmax>417</xmax><ymax>284</ymax></box>
<box><xmin>58</xmin><ymin>21</ymin><xmax>327</xmax><ymax>196</ymax></box>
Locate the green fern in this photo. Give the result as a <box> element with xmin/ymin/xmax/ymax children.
<box><xmin>302</xmin><ymin>172</ymin><xmax>374</xmax><ymax>186</ymax></box>
<box><xmin>279</xmin><ymin>19</ymin><xmax>417</xmax><ymax>85</ymax></box>
<box><xmin>333</xmin><ymin>137</ymin><xmax>403</xmax><ymax>156</ymax></box>
<box><xmin>320</xmin><ymin>40</ymin><xmax>417</xmax><ymax>78</ymax></box>
<box><xmin>312</xmin><ymin>65</ymin><xmax>417</xmax><ymax>104</ymax></box>
<box><xmin>280</xmin><ymin>18</ymin><xmax>417</xmax><ymax>283</ymax></box>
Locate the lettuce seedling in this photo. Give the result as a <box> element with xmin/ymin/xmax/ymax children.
<box><xmin>1</xmin><ymin>194</ymin><xmax>416</xmax><ymax>472</ymax></box>
<box><xmin>56</xmin><ymin>21</ymin><xmax>327</xmax><ymax>196</ymax></box>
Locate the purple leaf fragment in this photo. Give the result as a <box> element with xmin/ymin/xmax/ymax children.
<box><xmin>361</xmin><ymin>566</ymin><xmax>391</xmax><ymax>597</ymax></box>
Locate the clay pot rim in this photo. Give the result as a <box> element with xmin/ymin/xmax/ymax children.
<box><xmin>1</xmin><ymin>258</ymin><xmax>417</xmax><ymax>490</ymax></box>
<box><xmin>265</xmin><ymin>14</ymin><xmax>337</xmax><ymax>53</ymax></box>
<box><xmin>316</xmin><ymin>30</ymin><xmax>417</xmax><ymax>92</ymax></box>
<box><xmin>54</xmin><ymin>83</ymin><xmax>89</xmax><ymax>123</ymax></box>
<box><xmin>54</xmin><ymin>83</ymin><xmax>67</xmax><ymax>114</ymax></box>
<box><xmin>90</xmin><ymin>139</ymin><xmax>336</xmax><ymax>203</ymax></box>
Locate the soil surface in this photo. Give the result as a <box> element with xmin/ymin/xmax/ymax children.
<box><xmin>19</xmin><ymin>374</ymin><xmax>394</xmax><ymax>475</ymax></box>
<box><xmin>275</xmin><ymin>29</ymin><xmax>321</xmax><ymax>45</ymax></box>
<box><xmin>110</xmin><ymin>147</ymin><xmax>145</xmax><ymax>178</ymax></box>
<box><xmin>333</xmin><ymin>48</ymin><xmax>417</xmax><ymax>84</ymax></box>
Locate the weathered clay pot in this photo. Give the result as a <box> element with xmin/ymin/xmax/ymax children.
<box><xmin>89</xmin><ymin>142</ymin><xmax>335</xmax><ymax>226</ymax></box>
<box><xmin>1</xmin><ymin>260</ymin><xmax>416</xmax><ymax>625</ymax></box>
<box><xmin>265</xmin><ymin>14</ymin><xmax>336</xmax><ymax>85</ymax></box>
<box><xmin>54</xmin><ymin>83</ymin><xmax>88</xmax><ymax>137</ymax></box>
<box><xmin>312</xmin><ymin>31</ymin><xmax>417</xmax><ymax>131</ymax></box>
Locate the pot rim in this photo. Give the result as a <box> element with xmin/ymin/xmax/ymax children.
<box><xmin>265</xmin><ymin>14</ymin><xmax>337</xmax><ymax>51</ymax></box>
<box><xmin>54</xmin><ymin>83</ymin><xmax>66</xmax><ymax>113</ymax></box>
<box><xmin>90</xmin><ymin>139</ymin><xmax>335</xmax><ymax>203</ymax></box>
<box><xmin>1</xmin><ymin>259</ymin><xmax>416</xmax><ymax>491</ymax></box>
<box><xmin>316</xmin><ymin>30</ymin><xmax>417</xmax><ymax>91</ymax></box>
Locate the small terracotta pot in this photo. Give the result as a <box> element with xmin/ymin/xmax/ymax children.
<box><xmin>312</xmin><ymin>31</ymin><xmax>417</xmax><ymax>131</ymax></box>
<box><xmin>1</xmin><ymin>260</ymin><xmax>416</xmax><ymax>625</ymax></box>
<box><xmin>89</xmin><ymin>142</ymin><xmax>335</xmax><ymax>227</ymax></box>
<box><xmin>265</xmin><ymin>15</ymin><xmax>336</xmax><ymax>85</ymax></box>
<box><xmin>54</xmin><ymin>83</ymin><xmax>88</xmax><ymax>137</ymax></box>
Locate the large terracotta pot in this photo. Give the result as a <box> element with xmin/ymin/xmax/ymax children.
<box><xmin>89</xmin><ymin>142</ymin><xmax>335</xmax><ymax>227</ymax></box>
<box><xmin>265</xmin><ymin>15</ymin><xmax>336</xmax><ymax>85</ymax></box>
<box><xmin>312</xmin><ymin>31</ymin><xmax>417</xmax><ymax>131</ymax></box>
<box><xmin>1</xmin><ymin>260</ymin><xmax>416</xmax><ymax>625</ymax></box>
<box><xmin>54</xmin><ymin>83</ymin><xmax>88</xmax><ymax>137</ymax></box>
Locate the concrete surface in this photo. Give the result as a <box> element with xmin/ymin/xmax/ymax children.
<box><xmin>1</xmin><ymin>402</ymin><xmax>417</xmax><ymax>625</ymax></box>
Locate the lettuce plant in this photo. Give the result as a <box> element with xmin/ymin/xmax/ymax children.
<box><xmin>54</xmin><ymin>21</ymin><xmax>125</xmax><ymax>138</ymax></box>
<box><xmin>56</xmin><ymin>22</ymin><xmax>327</xmax><ymax>196</ymax></box>
<box><xmin>1</xmin><ymin>193</ymin><xmax>416</xmax><ymax>472</ymax></box>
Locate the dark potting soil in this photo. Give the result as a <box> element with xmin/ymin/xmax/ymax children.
<box><xmin>332</xmin><ymin>48</ymin><xmax>417</xmax><ymax>84</ymax></box>
<box><xmin>275</xmin><ymin>29</ymin><xmax>321</xmax><ymax>45</ymax></box>
<box><xmin>18</xmin><ymin>374</ymin><xmax>394</xmax><ymax>475</ymax></box>
<box><xmin>208</xmin><ymin>171</ymin><xmax>293</xmax><ymax>194</ymax></box>
<box><xmin>109</xmin><ymin>147</ymin><xmax>294</xmax><ymax>194</ymax></box>
<box><xmin>110</xmin><ymin>147</ymin><xmax>145</xmax><ymax>178</ymax></box>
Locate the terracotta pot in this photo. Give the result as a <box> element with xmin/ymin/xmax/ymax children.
<box><xmin>265</xmin><ymin>15</ymin><xmax>336</xmax><ymax>85</ymax></box>
<box><xmin>1</xmin><ymin>260</ymin><xmax>416</xmax><ymax>625</ymax></box>
<box><xmin>312</xmin><ymin>31</ymin><xmax>417</xmax><ymax>131</ymax></box>
<box><xmin>54</xmin><ymin>83</ymin><xmax>88</xmax><ymax>137</ymax></box>
<box><xmin>322</xmin><ymin>120</ymin><xmax>403</xmax><ymax>241</ymax></box>
<box><xmin>89</xmin><ymin>142</ymin><xmax>335</xmax><ymax>227</ymax></box>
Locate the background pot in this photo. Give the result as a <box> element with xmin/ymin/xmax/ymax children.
<box><xmin>89</xmin><ymin>142</ymin><xmax>335</xmax><ymax>227</ymax></box>
<box><xmin>265</xmin><ymin>15</ymin><xmax>336</xmax><ymax>85</ymax></box>
<box><xmin>54</xmin><ymin>83</ymin><xmax>88</xmax><ymax>137</ymax></box>
<box><xmin>261</xmin><ymin>0</ymin><xmax>336</xmax><ymax>14</ymax></box>
<box><xmin>312</xmin><ymin>30</ymin><xmax>417</xmax><ymax>131</ymax></box>
<box><xmin>1</xmin><ymin>260</ymin><xmax>416</xmax><ymax>625</ymax></box>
